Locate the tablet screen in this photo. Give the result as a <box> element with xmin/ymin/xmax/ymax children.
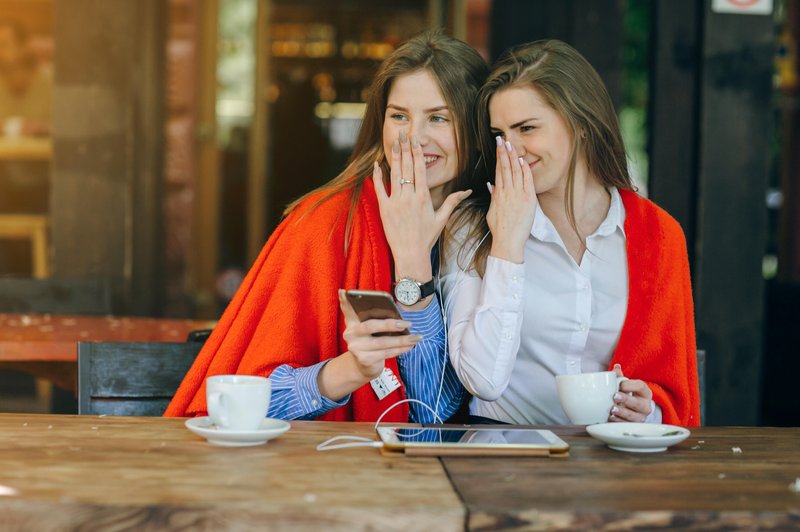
<box><xmin>377</xmin><ymin>426</ymin><xmax>568</xmax><ymax>451</ymax></box>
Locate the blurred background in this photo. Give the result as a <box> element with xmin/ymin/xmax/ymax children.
<box><xmin>0</xmin><ymin>0</ymin><xmax>797</xmax><ymax>426</ymax></box>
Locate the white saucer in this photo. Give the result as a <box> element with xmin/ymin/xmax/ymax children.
<box><xmin>185</xmin><ymin>416</ymin><xmax>290</xmax><ymax>447</ymax></box>
<box><xmin>586</xmin><ymin>422</ymin><xmax>690</xmax><ymax>453</ymax></box>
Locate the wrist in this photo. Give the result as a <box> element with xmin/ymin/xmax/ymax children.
<box><xmin>318</xmin><ymin>352</ymin><xmax>374</xmax><ymax>401</ymax></box>
<box><xmin>490</xmin><ymin>241</ymin><xmax>524</xmax><ymax>264</ymax></box>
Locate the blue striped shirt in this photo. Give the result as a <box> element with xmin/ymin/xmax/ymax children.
<box><xmin>267</xmin><ymin>295</ymin><xmax>465</xmax><ymax>422</ymax></box>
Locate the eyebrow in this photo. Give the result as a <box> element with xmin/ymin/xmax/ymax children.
<box><xmin>508</xmin><ymin>117</ymin><xmax>540</xmax><ymax>129</ymax></box>
<box><xmin>387</xmin><ymin>104</ymin><xmax>449</xmax><ymax>113</ymax></box>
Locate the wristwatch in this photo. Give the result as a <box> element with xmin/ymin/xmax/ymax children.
<box><xmin>394</xmin><ymin>278</ymin><xmax>435</xmax><ymax>306</ymax></box>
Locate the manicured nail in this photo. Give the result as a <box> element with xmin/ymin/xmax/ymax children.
<box><xmin>611</xmin><ymin>406</ymin><xmax>620</xmax><ymax>414</ymax></box>
<box><xmin>518</xmin><ymin>157</ymin><xmax>525</xmax><ymax>167</ymax></box>
<box><xmin>505</xmin><ymin>141</ymin><xmax>512</xmax><ymax>152</ymax></box>
<box><xmin>392</xmin><ymin>140</ymin><xmax>400</xmax><ymax>154</ymax></box>
<box><xmin>495</xmin><ymin>136</ymin><xmax>503</xmax><ymax>146</ymax></box>
<box><xmin>400</xmin><ymin>131</ymin><xmax>408</xmax><ymax>143</ymax></box>
<box><xmin>411</xmin><ymin>335</ymin><xmax>423</xmax><ymax>342</ymax></box>
<box><xmin>412</xmin><ymin>135</ymin><xmax>420</xmax><ymax>148</ymax></box>
<box><xmin>396</xmin><ymin>321</ymin><xmax>410</xmax><ymax>329</ymax></box>
<box><xmin>486</xmin><ymin>182</ymin><xmax>494</xmax><ymax>194</ymax></box>
<box><xmin>373</xmin><ymin>161</ymin><xmax>380</xmax><ymax>173</ymax></box>
<box><xmin>614</xmin><ymin>393</ymin><xmax>623</xmax><ymax>402</ymax></box>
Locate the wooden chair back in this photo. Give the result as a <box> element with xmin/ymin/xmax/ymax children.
<box><xmin>77</xmin><ymin>341</ymin><xmax>201</xmax><ymax>416</ymax></box>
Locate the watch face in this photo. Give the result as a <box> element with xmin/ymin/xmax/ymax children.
<box><xmin>394</xmin><ymin>279</ymin><xmax>421</xmax><ymax>305</ymax></box>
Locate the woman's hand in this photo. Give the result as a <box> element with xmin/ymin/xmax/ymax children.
<box><xmin>318</xmin><ymin>291</ymin><xmax>422</xmax><ymax>401</ymax></box>
<box><xmin>609</xmin><ymin>364</ymin><xmax>654</xmax><ymax>422</ymax></box>
<box><xmin>372</xmin><ymin>132</ymin><xmax>472</xmax><ymax>281</ymax></box>
<box><xmin>487</xmin><ymin>137</ymin><xmax>538</xmax><ymax>264</ymax></box>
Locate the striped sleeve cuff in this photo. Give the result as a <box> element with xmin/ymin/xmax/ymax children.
<box><xmin>268</xmin><ymin>361</ymin><xmax>349</xmax><ymax>420</ymax></box>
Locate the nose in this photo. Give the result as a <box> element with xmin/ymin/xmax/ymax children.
<box><xmin>409</xmin><ymin>119</ymin><xmax>429</xmax><ymax>146</ymax></box>
<box><xmin>509</xmin><ymin>135</ymin><xmax>526</xmax><ymax>156</ymax></box>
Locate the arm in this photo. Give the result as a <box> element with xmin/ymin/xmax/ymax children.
<box><xmin>268</xmin><ymin>362</ymin><xmax>349</xmax><ymax>420</ymax></box>
<box><xmin>443</xmin><ymin>255</ymin><xmax>525</xmax><ymax>400</ymax></box>
<box><xmin>396</xmin><ymin>296</ymin><xmax>465</xmax><ymax>423</ymax></box>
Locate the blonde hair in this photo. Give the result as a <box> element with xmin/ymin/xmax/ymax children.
<box><xmin>450</xmin><ymin>39</ymin><xmax>633</xmax><ymax>276</ymax></box>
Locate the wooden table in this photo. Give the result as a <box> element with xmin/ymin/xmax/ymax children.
<box><xmin>0</xmin><ymin>313</ymin><xmax>215</xmax><ymax>391</ymax></box>
<box><xmin>0</xmin><ymin>416</ymin><xmax>797</xmax><ymax>530</ymax></box>
<box><xmin>443</xmin><ymin>425</ymin><xmax>800</xmax><ymax>530</ymax></box>
<box><xmin>0</xmin><ymin>414</ymin><xmax>463</xmax><ymax>531</ymax></box>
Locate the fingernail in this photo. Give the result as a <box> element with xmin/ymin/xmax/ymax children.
<box><xmin>518</xmin><ymin>157</ymin><xmax>525</xmax><ymax>167</ymax></box>
<box><xmin>412</xmin><ymin>135</ymin><xmax>420</xmax><ymax>148</ymax></box>
<box><xmin>396</xmin><ymin>321</ymin><xmax>409</xmax><ymax>329</ymax></box>
<box><xmin>505</xmin><ymin>141</ymin><xmax>512</xmax><ymax>152</ymax></box>
<box><xmin>486</xmin><ymin>182</ymin><xmax>493</xmax><ymax>193</ymax></box>
<box><xmin>614</xmin><ymin>393</ymin><xmax>623</xmax><ymax>402</ymax></box>
<box><xmin>373</xmin><ymin>161</ymin><xmax>380</xmax><ymax>173</ymax></box>
<box><xmin>392</xmin><ymin>140</ymin><xmax>400</xmax><ymax>154</ymax></box>
<box><xmin>495</xmin><ymin>136</ymin><xmax>503</xmax><ymax>146</ymax></box>
<box><xmin>611</xmin><ymin>406</ymin><xmax>620</xmax><ymax>414</ymax></box>
<box><xmin>411</xmin><ymin>335</ymin><xmax>423</xmax><ymax>341</ymax></box>
<box><xmin>400</xmin><ymin>131</ymin><xmax>408</xmax><ymax>143</ymax></box>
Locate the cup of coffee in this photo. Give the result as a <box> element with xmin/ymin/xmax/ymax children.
<box><xmin>206</xmin><ymin>375</ymin><xmax>271</xmax><ymax>431</ymax></box>
<box><xmin>556</xmin><ymin>371</ymin><xmax>627</xmax><ymax>425</ymax></box>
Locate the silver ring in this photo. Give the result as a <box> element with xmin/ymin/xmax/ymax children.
<box><xmin>399</xmin><ymin>179</ymin><xmax>414</xmax><ymax>185</ymax></box>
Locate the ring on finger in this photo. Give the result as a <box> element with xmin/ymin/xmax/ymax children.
<box><xmin>399</xmin><ymin>179</ymin><xmax>414</xmax><ymax>185</ymax></box>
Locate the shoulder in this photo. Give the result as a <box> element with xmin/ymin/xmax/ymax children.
<box><xmin>619</xmin><ymin>189</ymin><xmax>686</xmax><ymax>247</ymax></box>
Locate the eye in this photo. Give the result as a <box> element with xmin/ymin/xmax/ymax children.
<box><xmin>430</xmin><ymin>114</ymin><xmax>450</xmax><ymax>124</ymax></box>
<box><xmin>389</xmin><ymin>112</ymin><xmax>408</xmax><ymax>122</ymax></box>
<box><xmin>520</xmin><ymin>125</ymin><xmax>536</xmax><ymax>133</ymax></box>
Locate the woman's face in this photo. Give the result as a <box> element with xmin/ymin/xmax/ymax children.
<box><xmin>382</xmin><ymin>70</ymin><xmax>459</xmax><ymax>195</ymax></box>
<box><xmin>488</xmin><ymin>85</ymin><xmax>576</xmax><ymax>196</ymax></box>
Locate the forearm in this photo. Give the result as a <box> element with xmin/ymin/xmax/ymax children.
<box><xmin>268</xmin><ymin>362</ymin><xmax>349</xmax><ymax>420</ymax></box>
<box><xmin>397</xmin><ymin>297</ymin><xmax>466</xmax><ymax>422</ymax></box>
<box><xmin>445</xmin><ymin>256</ymin><xmax>525</xmax><ymax>400</ymax></box>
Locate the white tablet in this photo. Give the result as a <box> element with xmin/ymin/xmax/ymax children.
<box><xmin>376</xmin><ymin>426</ymin><xmax>569</xmax><ymax>457</ymax></box>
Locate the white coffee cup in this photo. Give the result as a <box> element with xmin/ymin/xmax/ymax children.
<box><xmin>556</xmin><ymin>371</ymin><xmax>627</xmax><ymax>425</ymax></box>
<box><xmin>206</xmin><ymin>375</ymin><xmax>271</xmax><ymax>431</ymax></box>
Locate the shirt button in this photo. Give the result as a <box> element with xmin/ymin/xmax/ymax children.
<box><xmin>311</xmin><ymin>399</ymin><xmax>319</xmax><ymax>407</ymax></box>
<box><xmin>504</xmin><ymin>333</ymin><xmax>513</xmax><ymax>340</ymax></box>
<box><xmin>512</xmin><ymin>276</ymin><xmax>519</xmax><ymax>282</ymax></box>
<box><xmin>579</xmin><ymin>323</ymin><xmax>587</xmax><ymax>332</ymax></box>
<box><xmin>512</xmin><ymin>293</ymin><xmax>520</xmax><ymax>300</ymax></box>
<box><xmin>583</xmin><ymin>283</ymin><xmax>590</xmax><ymax>290</ymax></box>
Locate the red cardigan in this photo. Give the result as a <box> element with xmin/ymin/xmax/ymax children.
<box><xmin>612</xmin><ymin>190</ymin><xmax>700</xmax><ymax>426</ymax></box>
<box><xmin>165</xmin><ymin>180</ymin><xmax>410</xmax><ymax>422</ymax></box>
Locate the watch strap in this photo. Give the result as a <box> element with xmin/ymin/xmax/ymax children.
<box><xmin>418</xmin><ymin>279</ymin><xmax>435</xmax><ymax>300</ymax></box>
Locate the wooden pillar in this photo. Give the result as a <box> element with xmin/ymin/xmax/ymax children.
<box><xmin>694</xmin><ymin>3</ymin><xmax>773</xmax><ymax>425</ymax></box>
<box><xmin>52</xmin><ymin>0</ymin><xmax>166</xmax><ymax>315</ymax></box>
<box><xmin>489</xmin><ymin>0</ymin><xmax>624</xmax><ymax>108</ymax></box>
<box><xmin>648</xmin><ymin>1</ymin><xmax>701</xmax><ymax>260</ymax></box>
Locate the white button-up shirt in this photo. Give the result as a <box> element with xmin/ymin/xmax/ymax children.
<box><xmin>443</xmin><ymin>188</ymin><xmax>661</xmax><ymax>424</ymax></box>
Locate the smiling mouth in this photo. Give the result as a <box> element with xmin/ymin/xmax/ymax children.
<box><xmin>424</xmin><ymin>155</ymin><xmax>440</xmax><ymax>167</ymax></box>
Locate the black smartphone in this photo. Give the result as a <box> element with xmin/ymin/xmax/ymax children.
<box><xmin>344</xmin><ymin>289</ymin><xmax>409</xmax><ymax>336</ymax></box>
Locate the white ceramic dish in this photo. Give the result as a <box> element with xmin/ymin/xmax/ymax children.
<box><xmin>185</xmin><ymin>416</ymin><xmax>290</xmax><ymax>447</ymax></box>
<box><xmin>586</xmin><ymin>422</ymin><xmax>690</xmax><ymax>453</ymax></box>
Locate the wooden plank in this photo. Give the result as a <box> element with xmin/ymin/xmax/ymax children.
<box><xmin>0</xmin><ymin>415</ymin><xmax>464</xmax><ymax>531</ymax></box>
<box><xmin>443</xmin><ymin>426</ymin><xmax>800</xmax><ymax>530</ymax></box>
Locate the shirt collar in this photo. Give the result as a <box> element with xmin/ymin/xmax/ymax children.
<box><xmin>530</xmin><ymin>187</ymin><xmax>626</xmax><ymax>242</ymax></box>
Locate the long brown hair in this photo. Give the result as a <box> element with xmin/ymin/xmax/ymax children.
<box><xmin>449</xmin><ymin>39</ymin><xmax>634</xmax><ymax>276</ymax></box>
<box><xmin>284</xmin><ymin>30</ymin><xmax>488</xmax><ymax>251</ymax></box>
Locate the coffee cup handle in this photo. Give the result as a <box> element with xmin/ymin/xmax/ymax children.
<box><xmin>207</xmin><ymin>391</ymin><xmax>229</xmax><ymax>428</ymax></box>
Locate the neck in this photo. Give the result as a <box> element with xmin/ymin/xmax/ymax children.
<box><xmin>537</xmin><ymin>162</ymin><xmax>610</xmax><ymax>234</ymax></box>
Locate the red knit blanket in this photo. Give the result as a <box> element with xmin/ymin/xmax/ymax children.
<box><xmin>612</xmin><ymin>190</ymin><xmax>700</xmax><ymax>426</ymax></box>
<box><xmin>165</xmin><ymin>180</ymin><xmax>409</xmax><ymax>422</ymax></box>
